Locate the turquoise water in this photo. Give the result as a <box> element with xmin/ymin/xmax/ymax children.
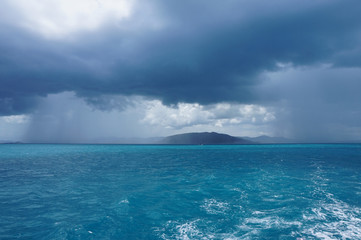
<box><xmin>1</xmin><ymin>144</ymin><xmax>361</xmax><ymax>239</ymax></box>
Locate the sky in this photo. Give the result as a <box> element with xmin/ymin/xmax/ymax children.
<box><xmin>1</xmin><ymin>0</ymin><xmax>361</xmax><ymax>143</ymax></box>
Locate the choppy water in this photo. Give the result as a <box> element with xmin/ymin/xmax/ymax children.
<box><xmin>1</xmin><ymin>144</ymin><xmax>361</xmax><ymax>239</ymax></box>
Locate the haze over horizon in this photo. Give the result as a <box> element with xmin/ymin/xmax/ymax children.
<box><xmin>1</xmin><ymin>0</ymin><xmax>361</xmax><ymax>143</ymax></box>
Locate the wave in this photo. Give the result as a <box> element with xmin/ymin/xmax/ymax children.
<box><xmin>301</xmin><ymin>194</ymin><xmax>361</xmax><ymax>239</ymax></box>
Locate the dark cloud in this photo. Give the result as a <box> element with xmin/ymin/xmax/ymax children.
<box><xmin>1</xmin><ymin>0</ymin><xmax>361</xmax><ymax>116</ymax></box>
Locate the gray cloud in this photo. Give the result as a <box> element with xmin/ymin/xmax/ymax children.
<box><xmin>1</xmin><ymin>0</ymin><xmax>361</xmax><ymax>116</ymax></box>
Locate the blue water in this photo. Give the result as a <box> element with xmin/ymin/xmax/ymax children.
<box><xmin>1</xmin><ymin>144</ymin><xmax>361</xmax><ymax>239</ymax></box>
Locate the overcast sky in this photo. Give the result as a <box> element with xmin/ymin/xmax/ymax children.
<box><xmin>1</xmin><ymin>0</ymin><xmax>361</xmax><ymax>142</ymax></box>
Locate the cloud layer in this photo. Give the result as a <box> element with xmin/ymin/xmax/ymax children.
<box><xmin>1</xmin><ymin>0</ymin><xmax>361</xmax><ymax>114</ymax></box>
<box><xmin>1</xmin><ymin>0</ymin><xmax>361</xmax><ymax>141</ymax></box>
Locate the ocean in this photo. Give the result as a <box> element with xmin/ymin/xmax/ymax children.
<box><xmin>1</xmin><ymin>144</ymin><xmax>361</xmax><ymax>239</ymax></box>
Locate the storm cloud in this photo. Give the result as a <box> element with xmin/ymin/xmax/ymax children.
<box><xmin>1</xmin><ymin>0</ymin><xmax>361</xmax><ymax>114</ymax></box>
<box><xmin>1</xmin><ymin>0</ymin><xmax>361</xmax><ymax>141</ymax></box>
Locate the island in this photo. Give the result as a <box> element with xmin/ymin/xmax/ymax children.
<box><xmin>159</xmin><ymin>132</ymin><xmax>254</xmax><ymax>145</ymax></box>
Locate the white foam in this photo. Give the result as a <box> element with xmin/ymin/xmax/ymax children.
<box><xmin>176</xmin><ymin>220</ymin><xmax>204</xmax><ymax>240</ymax></box>
<box><xmin>159</xmin><ymin>215</ymin><xmax>305</xmax><ymax>240</ymax></box>
<box><xmin>243</xmin><ymin>216</ymin><xmax>302</xmax><ymax>229</ymax></box>
<box><xmin>301</xmin><ymin>195</ymin><xmax>361</xmax><ymax>239</ymax></box>
<box><xmin>159</xmin><ymin>219</ymin><xmax>242</xmax><ymax>240</ymax></box>
<box><xmin>159</xmin><ymin>220</ymin><xmax>206</xmax><ymax>240</ymax></box>
<box><xmin>201</xmin><ymin>198</ymin><xmax>230</xmax><ymax>215</ymax></box>
<box><xmin>252</xmin><ymin>211</ymin><xmax>264</xmax><ymax>215</ymax></box>
<box><xmin>300</xmin><ymin>165</ymin><xmax>361</xmax><ymax>239</ymax></box>
<box><xmin>119</xmin><ymin>199</ymin><xmax>129</xmax><ymax>204</ymax></box>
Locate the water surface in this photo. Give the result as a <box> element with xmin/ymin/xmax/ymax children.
<box><xmin>1</xmin><ymin>144</ymin><xmax>361</xmax><ymax>239</ymax></box>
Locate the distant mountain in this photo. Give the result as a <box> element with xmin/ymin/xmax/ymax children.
<box><xmin>242</xmin><ymin>135</ymin><xmax>294</xmax><ymax>144</ymax></box>
<box><xmin>160</xmin><ymin>132</ymin><xmax>254</xmax><ymax>145</ymax></box>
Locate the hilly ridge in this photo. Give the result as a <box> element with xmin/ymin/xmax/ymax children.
<box><xmin>160</xmin><ymin>132</ymin><xmax>254</xmax><ymax>145</ymax></box>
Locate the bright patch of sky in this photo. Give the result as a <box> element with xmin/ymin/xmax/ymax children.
<box><xmin>0</xmin><ymin>115</ymin><xmax>29</xmax><ymax>141</ymax></box>
<box><xmin>7</xmin><ymin>0</ymin><xmax>134</xmax><ymax>38</ymax></box>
